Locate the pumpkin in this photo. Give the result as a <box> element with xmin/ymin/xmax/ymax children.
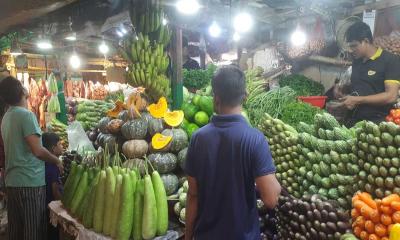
<box><xmin>178</xmin><ymin>147</ymin><xmax>188</xmax><ymax>170</ymax></box>
<box><xmin>160</xmin><ymin>174</ymin><xmax>179</xmax><ymax>196</ymax></box>
<box><xmin>161</xmin><ymin>129</ymin><xmax>189</xmax><ymax>153</ymax></box>
<box><xmin>107</xmin><ymin>119</ymin><xmax>124</xmax><ymax>134</ymax></box>
<box><xmin>148</xmin><ymin>97</ymin><xmax>168</xmax><ymax>118</ymax></box>
<box><xmin>164</xmin><ymin>110</ymin><xmax>184</xmax><ymax>127</ymax></box>
<box><xmin>141</xmin><ymin>112</ymin><xmax>153</xmax><ymax>124</ymax></box>
<box><xmin>121</xmin><ymin>118</ymin><xmax>148</xmax><ymax>140</ymax></box>
<box><xmin>122</xmin><ymin>158</ymin><xmax>147</xmax><ymax>175</ymax></box>
<box><xmin>118</xmin><ymin>110</ymin><xmax>130</xmax><ymax>122</ymax></box>
<box><xmin>148</xmin><ymin>153</ymin><xmax>177</xmax><ymax>174</ymax></box>
<box><xmin>152</xmin><ymin>133</ymin><xmax>172</xmax><ymax>150</ymax></box>
<box><xmin>107</xmin><ymin>100</ymin><xmax>127</xmax><ymax>118</ymax></box>
<box><xmin>98</xmin><ymin>117</ymin><xmax>111</xmax><ymax>134</ymax></box>
<box><xmin>148</xmin><ymin>117</ymin><xmax>164</xmax><ymax>136</ymax></box>
<box><xmin>122</xmin><ymin>140</ymin><xmax>148</xmax><ymax>159</ymax></box>
<box><xmin>96</xmin><ymin>133</ymin><xmax>117</xmax><ymax>149</ymax></box>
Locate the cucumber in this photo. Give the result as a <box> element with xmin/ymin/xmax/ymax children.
<box><xmin>103</xmin><ymin>167</ymin><xmax>116</xmax><ymax>236</ymax></box>
<box><xmin>142</xmin><ymin>174</ymin><xmax>157</xmax><ymax>239</ymax></box>
<box><xmin>110</xmin><ymin>174</ymin><xmax>123</xmax><ymax>238</ymax></box>
<box><xmin>116</xmin><ymin>173</ymin><xmax>135</xmax><ymax>240</ymax></box>
<box><xmin>152</xmin><ymin>171</ymin><xmax>168</xmax><ymax>235</ymax></box>
<box><xmin>132</xmin><ymin>179</ymin><xmax>144</xmax><ymax>240</ymax></box>
<box><xmin>93</xmin><ymin>170</ymin><xmax>107</xmax><ymax>233</ymax></box>
<box><xmin>70</xmin><ymin>171</ymin><xmax>89</xmax><ymax>216</ymax></box>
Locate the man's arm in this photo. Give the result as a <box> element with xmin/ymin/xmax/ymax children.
<box><xmin>341</xmin><ymin>82</ymin><xmax>399</xmax><ymax>109</ymax></box>
<box><xmin>51</xmin><ymin>182</ymin><xmax>63</xmax><ymax>201</ymax></box>
<box><xmin>25</xmin><ymin>135</ymin><xmax>63</xmax><ymax>174</ymax></box>
<box><xmin>255</xmin><ymin>174</ymin><xmax>281</xmax><ymax>209</ymax></box>
<box><xmin>185</xmin><ymin>176</ymin><xmax>198</xmax><ymax>240</ymax></box>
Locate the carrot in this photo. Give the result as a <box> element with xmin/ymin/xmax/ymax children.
<box><xmin>381</xmin><ymin>205</ymin><xmax>393</xmax><ymax>215</ymax></box>
<box><xmin>352</xmin><ymin>208</ymin><xmax>361</xmax><ymax>219</ymax></box>
<box><xmin>391</xmin><ymin>201</ymin><xmax>400</xmax><ymax>211</ymax></box>
<box><xmin>370</xmin><ymin>210</ymin><xmax>381</xmax><ymax>224</ymax></box>
<box><xmin>382</xmin><ymin>214</ymin><xmax>393</xmax><ymax>226</ymax></box>
<box><xmin>365</xmin><ymin>220</ymin><xmax>375</xmax><ymax>234</ymax></box>
<box><xmin>360</xmin><ymin>192</ymin><xmax>378</xmax><ymax>209</ymax></box>
<box><xmin>392</xmin><ymin>211</ymin><xmax>400</xmax><ymax>224</ymax></box>
<box><xmin>360</xmin><ymin>231</ymin><xmax>369</xmax><ymax>240</ymax></box>
<box><xmin>382</xmin><ymin>194</ymin><xmax>400</xmax><ymax>206</ymax></box>
<box><xmin>375</xmin><ymin>223</ymin><xmax>387</xmax><ymax>237</ymax></box>
<box><xmin>354</xmin><ymin>226</ymin><xmax>363</xmax><ymax>237</ymax></box>
<box><xmin>355</xmin><ymin>200</ymin><xmax>370</xmax><ymax>211</ymax></box>
<box><xmin>368</xmin><ymin>233</ymin><xmax>380</xmax><ymax>240</ymax></box>
<box><xmin>356</xmin><ymin>216</ymin><xmax>366</xmax><ymax>228</ymax></box>
<box><xmin>361</xmin><ymin>205</ymin><xmax>376</xmax><ymax>218</ymax></box>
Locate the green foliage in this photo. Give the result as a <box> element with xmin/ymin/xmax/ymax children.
<box><xmin>281</xmin><ymin>101</ymin><xmax>323</xmax><ymax>129</ymax></box>
<box><xmin>279</xmin><ymin>74</ymin><xmax>325</xmax><ymax>97</ymax></box>
<box><xmin>183</xmin><ymin>64</ymin><xmax>216</xmax><ymax>90</ymax></box>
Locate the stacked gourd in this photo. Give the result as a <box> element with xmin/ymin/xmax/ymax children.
<box><xmin>258</xmin><ymin>114</ymin><xmax>301</xmax><ymax>198</ymax></box>
<box><xmin>123</xmin><ymin>1</ymin><xmax>171</xmax><ymax>101</ymax></box>
<box><xmin>173</xmin><ymin>180</ymin><xmax>189</xmax><ymax>223</ymax></box>
<box><xmin>96</xmin><ymin>96</ymin><xmax>188</xmax><ymax>196</ymax></box>
<box><xmin>76</xmin><ymin>100</ymin><xmax>114</xmax><ymax>131</ymax></box>
<box><xmin>61</xmin><ymin>147</ymin><xmax>169</xmax><ymax>240</ymax></box>
<box><xmin>354</xmin><ymin>121</ymin><xmax>400</xmax><ymax>198</ymax></box>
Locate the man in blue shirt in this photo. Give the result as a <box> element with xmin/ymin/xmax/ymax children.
<box><xmin>185</xmin><ymin>65</ymin><xmax>281</xmax><ymax>240</ymax></box>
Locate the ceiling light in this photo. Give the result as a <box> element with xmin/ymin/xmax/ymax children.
<box><xmin>37</xmin><ymin>38</ymin><xmax>53</xmax><ymax>50</ymax></box>
<box><xmin>120</xmin><ymin>26</ymin><xmax>128</xmax><ymax>34</ymax></box>
<box><xmin>99</xmin><ymin>42</ymin><xmax>109</xmax><ymax>55</ymax></box>
<box><xmin>10</xmin><ymin>40</ymin><xmax>23</xmax><ymax>56</ymax></box>
<box><xmin>116</xmin><ymin>30</ymin><xmax>124</xmax><ymax>38</ymax></box>
<box><xmin>291</xmin><ymin>28</ymin><xmax>307</xmax><ymax>46</ymax></box>
<box><xmin>163</xmin><ymin>18</ymin><xmax>168</xmax><ymax>26</ymax></box>
<box><xmin>69</xmin><ymin>54</ymin><xmax>81</xmax><ymax>69</ymax></box>
<box><xmin>209</xmin><ymin>21</ymin><xmax>221</xmax><ymax>38</ymax></box>
<box><xmin>233</xmin><ymin>12</ymin><xmax>253</xmax><ymax>33</ymax></box>
<box><xmin>65</xmin><ymin>33</ymin><xmax>76</xmax><ymax>41</ymax></box>
<box><xmin>233</xmin><ymin>32</ymin><xmax>241</xmax><ymax>42</ymax></box>
<box><xmin>176</xmin><ymin>0</ymin><xmax>200</xmax><ymax>15</ymax></box>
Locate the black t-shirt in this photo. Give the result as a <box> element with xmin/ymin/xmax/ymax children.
<box><xmin>350</xmin><ymin>48</ymin><xmax>400</xmax><ymax>123</ymax></box>
<box><xmin>183</xmin><ymin>58</ymin><xmax>200</xmax><ymax>70</ymax></box>
<box><xmin>185</xmin><ymin>115</ymin><xmax>276</xmax><ymax>240</ymax></box>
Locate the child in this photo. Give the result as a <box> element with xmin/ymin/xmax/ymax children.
<box><xmin>42</xmin><ymin>132</ymin><xmax>64</xmax><ymax>240</ymax></box>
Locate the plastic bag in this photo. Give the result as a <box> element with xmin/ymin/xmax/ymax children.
<box><xmin>67</xmin><ymin>121</ymin><xmax>95</xmax><ymax>154</ymax></box>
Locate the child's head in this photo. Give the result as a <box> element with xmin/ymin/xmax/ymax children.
<box><xmin>42</xmin><ymin>132</ymin><xmax>63</xmax><ymax>156</ymax></box>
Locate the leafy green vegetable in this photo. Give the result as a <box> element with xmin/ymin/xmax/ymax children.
<box><xmin>280</xmin><ymin>101</ymin><xmax>324</xmax><ymax>128</ymax></box>
<box><xmin>245</xmin><ymin>86</ymin><xmax>297</xmax><ymax>127</ymax></box>
<box><xmin>183</xmin><ymin>64</ymin><xmax>216</xmax><ymax>90</ymax></box>
<box><xmin>279</xmin><ymin>74</ymin><xmax>325</xmax><ymax>97</ymax></box>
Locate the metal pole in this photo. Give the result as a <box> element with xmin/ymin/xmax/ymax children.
<box><xmin>171</xmin><ymin>25</ymin><xmax>183</xmax><ymax>110</ymax></box>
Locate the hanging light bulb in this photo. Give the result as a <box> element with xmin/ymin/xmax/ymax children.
<box><xmin>69</xmin><ymin>54</ymin><xmax>81</xmax><ymax>69</ymax></box>
<box><xmin>65</xmin><ymin>33</ymin><xmax>76</xmax><ymax>41</ymax></box>
<box><xmin>37</xmin><ymin>36</ymin><xmax>53</xmax><ymax>50</ymax></box>
<box><xmin>99</xmin><ymin>42</ymin><xmax>109</xmax><ymax>55</ymax></box>
<box><xmin>233</xmin><ymin>32</ymin><xmax>241</xmax><ymax>42</ymax></box>
<box><xmin>291</xmin><ymin>26</ymin><xmax>307</xmax><ymax>46</ymax></box>
<box><xmin>233</xmin><ymin>12</ymin><xmax>253</xmax><ymax>33</ymax></box>
<box><xmin>176</xmin><ymin>0</ymin><xmax>200</xmax><ymax>15</ymax></box>
<box><xmin>209</xmin><ymin>21</ymin><xmax>221</xmax><ymax>38</ymax></box>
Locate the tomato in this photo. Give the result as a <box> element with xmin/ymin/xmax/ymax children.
<box><xmin>393</xmin><ymin>111</ymin><xmax>400</xmax><ymax>119</ymax></box>
<box><xmin>395</xmin><ymin>118</ymin><xmax>400</xmax><ymax>125</ymax></box>
<box><xmin>386</xmin><ymin>116</ymin><xmax>394</xmax><ymax>122</ymax></box>
<box><xmin>391</xmin><ymin>109</ymin><xmax>397</xmax><ymax>116</ymax></box>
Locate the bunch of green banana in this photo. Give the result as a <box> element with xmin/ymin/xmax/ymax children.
<box><xmin>127</xmin><ymin>70</ymin><xmax>170</xmax><ymax>100</ymax></box>
<box><xmin>131</xmin><ymin>6</ymin><xmax>163</xmax><ymax>35</ymax></box>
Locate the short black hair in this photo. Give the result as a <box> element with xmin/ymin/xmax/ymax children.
<box><xmin>0</xmin><ymin>77</ymin><xmax>25</xmax><ymax>106</ymax></box>
<box><xmin>346</xmin><ymin>21</ymin><xmax>373</xmax><ymax>43</ymax></box>
<box><xmin>42</xmin><ymin>132</ymin><xmax>60</xmax><ymax>151</ymax></box>
<box><xmin>212</xmin><ymin>65</ymin><xmax>246</xmax><ymax>107</ymax></box>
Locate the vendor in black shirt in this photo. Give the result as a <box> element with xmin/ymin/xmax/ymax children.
<box><xmin>182</xmin><ymin>37</ymin><xmax>200</xmax><ymax>70</ymax></box>
<box><xmin>341</xmin><ymin>22</ymin><xmax>400</xmax><ymax>125</ymax></box>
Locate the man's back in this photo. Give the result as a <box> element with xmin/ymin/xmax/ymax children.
<box><xmin>185</xmin><ymin>114</ymin><xmax>275</xmax><ymax>240</ymax></box>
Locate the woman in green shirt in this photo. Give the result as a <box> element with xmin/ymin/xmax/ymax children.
<box><xmin>0</xmin><ymin>77</ymin><xmax>63</xmax><ymax>240</ymax></box>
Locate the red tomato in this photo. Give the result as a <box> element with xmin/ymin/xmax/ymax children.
<box><xmin>387</xmin><ymin>116</ymin><xmax>394</xmax><ymax>122</ymax></box>
<box><xmin>395</xmin><ymin>118</ymin><xmax>400</xmax><ymax>125</ymax></box>
<box><xmin>391</xmin><ymin>109</ymin><xmax>397</xmax><ymax>116</ymax></box>
<box><xmin>393</xmin><ymin>112</ymin><xmax>400</xmax><ymax>119</ymax></box>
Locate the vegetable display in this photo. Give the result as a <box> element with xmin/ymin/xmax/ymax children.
<box><xmin>355</xmin><ymin>121</ymin><xmax>400</xmax><ymax>198</ymax></box>
<box><xmin>48</xmin><ymin>118</ymin><xmax>69</xmax><ymax>148</ymax></box>
<box><xmin>183</xmin><ymin>64</ymin><xmax>217</xmax><ymax>90</ymax></box>
<box><xmin>280</xmin><ymin>101</ymin><xmax>323</xmax><ymax>128</ymax></box>
<box><xmin>386</xmin><ymin>108</ymin><xmax>400</xmax><ymax>125</ymax></box>
<box><xmin>279</xmin><ymin>74</ymin><xmax>325</xmax><ymax>97</ymax></box>
<box><xmin>277</xmin><ymin>194</ymin><xmax>351</xmax><ymax>240</ymax></box>
<box><xmin>351</xmin><ymin>192</ymin><xmax>400</xmax><ymax>240</ymax></box>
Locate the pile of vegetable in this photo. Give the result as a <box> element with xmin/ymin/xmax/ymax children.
<box><xmin>95</xmin><ymin>96</ymin><xmax>188</xmax><ymax>196</ymax></box>
<box><xmin>279</xmin><ymin>74</ymin><xmax>325</xmax><ymax>97</ymax></box>
<box><xmin>181</xmin><ymin>93</ymin><xmax>214</xmax><ymax>139</ymax></box>
<box><xmin>75</xmin><ymin>100</ymin><xmax>114</xmax><ymax>131</ymax></box>
<box><xmin>245</xmin><ymin>86</ymin><xmax>297</xmax><ymax>127</ymax></box>
<box><xmin>61</xmin><ymin>147</ymin><xmax>170</xmax><ymax>240</ymax></box>
<box><xmin>280</xmin><ymin>101</ymin><xmax>324</xmax><ymax>129</ymax></box>
<box><xmin>183</xmin><ymin>64</ymin><xmax>217</xmax><ymax>90</ymax></box>
<box><xmin>66</xmin><ymin>98</ymin><xmax>78</xmax><ymax>123</ymax></box>
<box><xmin>277</xmin><ymin>194</ymin><xmax>351</xmax><ymax>240</ymax></box>
<box><xmin>351</xmin><ymin>192</ymin><xmax>400</xmax><ymax>239</ymax></box>
<box><xmin>374</xmin><ymin>31</ymin><xmax>400</xmax><ymax>56</ymax></box>
<box><xmin>386</xmin><ymin>109</ymin><xmax>400</xmax><ymax>125</ymax></box>
<box><xmin>173</xmin><ymin>180</ymin><xmax>189</xmax><ymax>223</ymax></box>
<box><xmin>245</xmin><ymin>67</ymin><xmax>267</xmax><ymax>99</ymax></box>
<box><xmin>355</xmin><ymin>121</ymin><xmax>400</xmax><ymax>198</ymax></box>
<box><xmin>48</xmin><ymin>118</ymin><xmax>69</xmax><ymax>149</ymax></box>
<box><xmin>60</xmin><ymin>150</ymin><xmax>82</xmax><ymax>184</ymax></box>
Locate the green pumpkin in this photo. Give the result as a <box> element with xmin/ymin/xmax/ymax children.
<box><xmin>118</xmin><ymin>110</ymin><xmax>130</xmax><ymax>122</ymax></box>
<box><xmin>148</xmin><ymin>153</ymin><xmax>177</xmax><ymax>174</ymax></box>
<box><xmin>98</xmin><ymin>117</ymin><xmax>111</xmax><ymax>134</ymax></box>
<box><xmin>121</xmin><ymin>118</ymin><xmax>148</xmax><ymax>140</ymax></box>
<box><xmin>141</xmin><ymin>112</ymin><xmax>153</xmax><ymax>124</ymax></box>
<box><xmin>161</xmin><ymin>129</ymin><xmax>189</xmax><ymax>153</ymax></box>
<box><xmin>96</xmin><ymin>133</ymin><xmax>117</xmax><ymax>149</ymax></box>
<box><xmin>178</xmin><ymin>147</ymin><xmax>188</xmax><ymax>170</ymax></box>
<box><xmin>148</xmin><ymin>118</ymin><xmax>164</xmax><ymax>136</ymax></box>
<box><xmin>161</xmin><ymin>173</ymin><xmax>179</xmax><ymax>196</ymax></box>
<box><xmin>122</xmin><ymin>158</ymin><xmax>147</xmax><ymax>175</ymax></box>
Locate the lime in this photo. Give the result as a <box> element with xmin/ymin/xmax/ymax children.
<box><xmin>192</xmin><ymin>95</ymin><xmax>201</xmax><ymax>107</ymax></box>
<box><xmin>194</xmin><ymin>111</ymin><xmax>209</xmax><ymax>127</ymax></box>
<box><xmin>187</xmin><ymin>123</ymin><xmax>199</xmax><ymax>138</ymax></box>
